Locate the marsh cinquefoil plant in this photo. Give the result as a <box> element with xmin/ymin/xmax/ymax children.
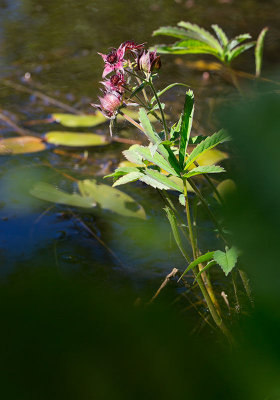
<box><xmin>92</xmin><ymin>40</ymin><xmax>248</xmax><ymax>342</ymax></box>
<box><xmin>153</xmin><ymin>22</ymin><xmax>268</xmax><ymax>77</ymax></box>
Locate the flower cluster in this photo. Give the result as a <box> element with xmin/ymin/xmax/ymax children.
<box><xmin>91</xmin><ymin>41</ymin><xmax>161</xmax><ymax>120</ymax></box>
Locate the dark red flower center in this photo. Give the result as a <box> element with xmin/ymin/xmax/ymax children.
<box><xmin>106</xmin><ymin>51</ymin><xmax>118</xmax><ymax>65</ymax></box>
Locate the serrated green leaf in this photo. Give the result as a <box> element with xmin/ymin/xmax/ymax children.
<box><xmin>211</xmin><ymin>24</ymin><xmax>228</xmax><ymax>47</ymax></box>
<box><xmin>177</xmin><ymin>21</ymin><xmax>223</xmax><ymax>51</ymax></box>
<box><xmin>152</xmin><ymin>25</ymin><xmax>197</xmax><ymax>40</ymax></box>
<box><xmin>105</xmin><ymin>166</ymin><xmax>140</xmax><ymax>179</ymax></box>
<box><xmin>52</xmin><ymin>112</ymin><xmax>107</xmax><ymax>127</ymax></box>
<box><xmin>143</xmin><ymin>169</ymin><xmax>184</xmax><ymax>192</ymax></box>
<box><xmin>255</xmin><ymin>27</ymin><xmax>268</xmax><ymax>77</ymax></box>
<box><xmin>139</xmin><ymin>108</ymin><xmax>161</xmax><ymax>145</ymax></box>
<box><xmin>138</xmin><ymin>174</ymin><xmax>171</xmax><ymax>190</ymax></box>
<box><xmin>179</xmin><ymin>90</ymin><xmax>194</xmax><ymax>168</ymax></box>
<box><xmin>183</xmin><ymin>165</ymin><xmax>225</xmax><ymax>178</ymax></box>
<box><xmin>45</xmin><ymin>132</ymin><xmax>108</xmax><ymax>147</ymax></box>
<box><xmin>184</xmin><ymin>130</ymin><xmax>230</xmax><ymax>170</ymax></box>
<box><xmin>213</xmin><ymin>246</ymin><xmax>240</xmax><ymax>276</ymax></box>
<box><xmin>132</xmin><ymin>145</ymin><xmax>180</xmax><ymax>176</ymax></box>
<box><xmin>227</xmin><ymin>42</ymin><xmax>255</xmax><ymax>62</ymax></box>
<box><xmin>178</xmin><ymin>251</ymin><xmax>215</xmax><ymax>281</ymax></box>
<box><xmin>78</xmin><ymin>179</ymin><xmax>146</xmax><ymax>219</ymax></box>
<box><xmin>164</xmin><ymin>206</ymin><xmax>191</xmax><ymax>262</ymax></box>
<box><xmin>113</xmin><ymin>171</ymin><xmax>143</xmax><ymax>187</ymax></box>
<box><xmin>226</xmin><ymin>34</ymin><xmax>252</xmax><ymax>52</ymax></box>
<box><xmin>30</xmin><ymin>182</ymin><xmax>96</xmax><ymax>208</ymax></box>
<box><xmin>123</xmin><ymin>145</ymin><xmax>146</xmax><ymax>166</ymax></box>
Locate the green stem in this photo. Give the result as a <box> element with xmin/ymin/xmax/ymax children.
<box><xmin>183</xmin><ymin>179</ymin><xmax>234</xmax><ymax>344</ymax></box>
<box><xmin>148</xmin><ymin>77</ymin><xmax>169</xmax><ymax>140</ymax></box>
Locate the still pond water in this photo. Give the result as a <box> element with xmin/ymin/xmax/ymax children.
<box><xmin>0</xmin><ymin>0</ymin><xmax>279</xmax><ymax>300</ymax></box>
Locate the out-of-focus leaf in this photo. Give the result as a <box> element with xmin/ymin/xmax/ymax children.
<box><xmin>215</xmin><ymin>179</ymin><xmax>237</xmax><ymax>202</ymax></box>
<box><xmin>52</xmin><ymin>112</ymin><xmax>107</xmax><ymax>127</ymax></box>
<box><xmin>255</xmin><ymin>27</ymin><xmax>268</xmax><ymax>77</ymax></box>
<box><xmin>177</xmin><ymin>21</ymin><xmax>222</xmax><ymax>51</ymax></box>
<box><xmin>78</xmin><ymin>179</ymin><xmax>146</xmax><ymax>219</ymax></box>
<box><xmin>150</xmin><ymin>83</ymin><xmax>190</xmax><ymax>105</ymax></box>
<box><xmin>193</xmin><ymin>260</ymin><xmax>217</xmax><ymax>283</ymax></box>
<box><xmin>45</xmin><ymin>132</ymin><xmax>108</xmax><ymax>147</ymax></box>
<box><xmin>0</xmin><ymin>136</ymin><xmax>46</xmax><ymax>155</ymax></box>
<box><xmin>30</xmin><ymin>182</ymin><xmax>95</xmax><ymax>208</ymax></box>
<box><xmin>227</xmin><ymin>42</ymin><xmax>255</xmax><ymax>62</ymax></box>
<box><xmin>214</xmin><ymin>246</ymin><xmax>240</xmax><ymax>276</ymax></box>
<box><xmin>211</xmin><ymin>24</ymin><xmax>228</xmax><ymax>47</ymax></box>
<box><xmin>226</xmin><ymin>34</ymin><xmax>252</xmax><ymax>52</ymax></box>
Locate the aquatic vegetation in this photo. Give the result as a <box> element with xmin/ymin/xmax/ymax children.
<box><xmin>91</xmin><ymin>40</ymin><xmax>254</xmax><ymax>341</ymax></box>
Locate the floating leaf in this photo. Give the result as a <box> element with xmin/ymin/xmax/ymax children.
<box><xmin>45</xmin><ymin>132</ymin><xmax>108</xmax><ymax>147</ymax></box>
<box><xmin>30</xmin><ymin>182</ymin><xmax>95</xmax><ymax>208</ymax></box>
<box><xmin>78</xmin><ymin>179</ymin><xmax>146</xmax><ymax>219</ymax></box>
<box><xmin>52</xmin><ymin>112</ymin><xmax>106</xmax><ymax>127</ymax></box>
<box><xmin>0</xmin><ymin>136</ymin><xmax>46</xmax><ymax>155</ymax></box>
<box><xmin>215</xmin><ymin>179</ymin><xmax>237</xmax><ymax>202</ymax></box>
<box><xmin>214</xmin><ymin>246</ymin><xmax>240</xmax><ymax>276</ymax></box>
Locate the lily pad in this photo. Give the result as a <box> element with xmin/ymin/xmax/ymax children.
<box><xmin>0</xmin><ymin>136</ymin><xmax>46</xmax><ymax>155</ymax></box>
<box><xmin>78</xmin><ymin>179</ymin><xmax>146</xmax><ymax>219</ymax></box>
<box><xmin>52</xmin><ymin>112</ymin><xmax>107</xmax><ymax>127</ymax></box>
<box><xmin>45</xmin><ymin>132</ymin><xmax>109</xmax><ymax>147</ymax></box>
<box><xmin>30</xmin><ymin>182</ymin><xmax>96</xmax><ymax>208</ymax></box>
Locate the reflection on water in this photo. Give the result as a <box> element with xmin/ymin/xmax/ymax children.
<box><xmin>0</xmin><ymin>0</ymin><xmax>279</xmax><ymax>285</ymax></box>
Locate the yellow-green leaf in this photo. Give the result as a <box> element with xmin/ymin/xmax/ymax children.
<box><xmin>45</xmin><ymin>132</ymin><xmax>109</xmax><ymax>147</ymax></box>
<box><xmin>52</xmin><ymin>112</ymin><xmax>107</xmax><ymax>127</ymax></box>
<box><xmin>0</xmin><ymin>136</ymin><xmax>46</xmax><ymax>155</ymax></box>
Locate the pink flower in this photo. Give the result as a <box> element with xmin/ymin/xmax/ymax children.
<box><xmin>101</xmin><ymin>73</ymin><xmax>126</xmax><ymax>94</ymax></box>
<box><xmin>137</xmin><ymin>50</ymin><xmax>161</xmax><ymax>74</ymax></box>
<box><xmin>91</xmin><ymin>91</ymin><xmax>123</xmax><ymax>118</ymax></box>
<box><xmin>98</xmin><ymin>47</ymin><xmax>126</xmax><ymax>77</ymax></box>
<box><xmin>120</xmin><ymin>40</ymin><xmax>146</xmax><ymax>54</ymax></box>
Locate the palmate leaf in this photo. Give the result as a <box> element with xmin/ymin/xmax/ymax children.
<box><xmin>183</xmin><ymin>165</ymin><xmax>225</xmax><ymax>178</ymax></box>
<box><xmin>184</xmin><ymin>129</ymin><xmax>230</xmax><ymax>170</ymax></box>
<box><xmin>227</xmin><ymin>42</ymin><xmax>255</xmax><ymax>62</ymax></box>
<box><xmin>152</xmin><ymin>26</ymin><xmax>197</xmax><ymax>40</ymax></box>
<box><xmin>255</xmin><ymin>27</ymin><xmax>268</xmax><ymax>77</ymax></box>
<box><xmin>213</xmin><ymin>246</ymin><xmax>240</xmax><ymax>276</ymax></box>
<box><xmin>155</xmin><ymin>44</ymin><xmax>218</xmax><ymax>56</ymax></box>
<box><xmin>211</xmin><ymin>24</ymin><xmax>228</xmax><ymax>47</ymax></box>
<box><xmin>177</xmin><ymin>21</ymin><xmax>222</xmax><ymax>51</ymax></box>
<box><xmin>172</xmin><ymin>40</ymin><xmax>219</xmax><ymax>56</ymax></box>
<box><xmin>179</xmin><ymin>90</ymin><xmax>194</xmax><ymax>168</ymax></box>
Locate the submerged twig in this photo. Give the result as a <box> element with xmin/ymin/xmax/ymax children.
<box><xmin>0</xmin><ymin>110</ymin><xmax>35</xmax><ymax>136</ymax></box>
<box><xmin>149</xmin><ymin>268</ymin><xmax>179</xmax><ymax>304</ymax></box>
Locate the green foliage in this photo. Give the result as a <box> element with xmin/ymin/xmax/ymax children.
<box><xmin>213</xmin><ymin>247</ymin><xmax>240</xmax><ymax>276</ymax></box>
<box><xmin>255</xmin><ymin>27</ymin><xmax>268</xmax><ymax>77</ymax></box>
<box><xmin>183</xmin><ymin>165</ymin><xmax>225</xmax><ymax>178</ymax></box>
<box><xmin>178</xmin><ymin>251</ymin><xmax>215</xmax><ymax>281</ymax></box>
<box><xmin>153</xmin><ymin>21</ymin><xmax>260</xmax><ymax>66</ymax></box>
<box><xmin>179</xmin><ymin>90</ymin><xmax>194</xmax><ymax>167</ymax></box>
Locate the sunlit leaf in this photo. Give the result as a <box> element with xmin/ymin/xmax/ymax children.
<box><xmin>30</xmin><ymin>182</ymin><xmax>96</xmax><ymax>208</ymax></box>
<box><xmin>0</xmin><ymin>136</ymin><xmax>46</xmax><ymax>155</ymax></box>
<box><xmin>183</xmin><ymin>165</ymin><xmax>225</xmax><ymax>178</ymax></box>
<box><xmin>179</xmin><ymin>89</ymin><xmax>194</xmax><ymax>167</ymax></box>
<box><xmin>215</xmin><ymin>179</ymin><xmax>237</xmax><ymax>202</ymax></box>
<box><xmin>178</xmin><ymin>251</ymin><xmax>215</xmax><ymax>281</ymax></box>
<box><xmin>193</xmin><ymin>260</ymin><xmax>217</xmax><ymax>283</ymax></box>
<box><xmin>45</xmin><ymin>132</ymin><xmax>108</xmax><ymax>147</ymax></box>
<box><xmin>211</xmin><ymin>24</ymin><xmax>228</xmax><ymax>47</ymax></box>
<box><xmin>255</xmin><ymin>27</ymin><xmax>268</xmax><ymax>77</ymax></box>
<box><xmin>113</xmin><ymin>171</ymin><xmax>143</xmax><ymax>187</ymax></box>
<box><xmin>78</xmin><ymin>179</ymin><xmax>146</xmax><ymax>219</ymax></box>
<box><xmin>214</xmin><ymin>246</ymin><xmax>240</xmax><ymax>276</ymax></box>
<box><xmin>185</xmin><ymin>130</ymin><xmax>230</xmax><ymax>170</ymax></box>
<box><xmin>52</xmin><ymin>112</ymin><xmax>107</xmax><ymax>127</ymax></box>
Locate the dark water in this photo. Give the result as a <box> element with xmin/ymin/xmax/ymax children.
<box><xmin>0</xmin><ymin>0</ymin><xmax>279</xmax><ymax>292</ymax></box>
